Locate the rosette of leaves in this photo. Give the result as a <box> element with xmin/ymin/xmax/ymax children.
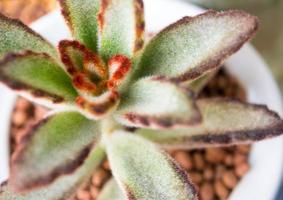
<box><xmin>0</xmin><ymin>0</ymin><xmax>283</xmax><ymax>199</ymax></box>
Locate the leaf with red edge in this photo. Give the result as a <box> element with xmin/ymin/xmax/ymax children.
<box><xmin>76</xmin><ymin>90</ymin><xmax>120</xmax><ymax>120</ymax></box>
<box><xmin>0</xmin><ymin>146</ymin><xmax>105</xmax><ymax>200</ymax></box>
<box><xmin>58</xmin><ymin>40</ymin><xmax>110</xmax><ymax>100</ymax></box>
<box><xmin>58</xmin><ymin>0</ymin><xmax>101</xmax><ymax>52</ymax></box>
<box><xmin>136</xmin><ymin>98</ymin><xmax>283</xmax><ymax>148</ymax></box>
<box><xmin>10</xmin><ymin>112</ymin><xmax>100</xmax><ymax>192</ymax></box>
<box><xmin>107</xmin><ymin>55</ymin><xmax>132</xmax><ymax>90</ymax></box>
<box><xmin>132</xmin><ymin>10</ymin><xmax>258</xmax><ymax>82</ymax></box>
<box><xmin>0</xmin><ymin>52</ymin><xmax>77</xmax><ymax>106</ymax></box>
<box><xmin>115</xmin><ymin>77</ymin><xmax>201</xmax><ymax>129</ymax></box>
<box><xmin>98</xmin><ymin>0</ymin><xmax>145</xmax><ymax>60</ymax></box>
<box><xmin>58</xmin><ymin>40</ymin><xmax>107</xmax><ymax>78</ymax></box>
<box><xmin>58</xmin><ymin>40</ymin><xmax>86</xmax><ymax>75</ymax></box>
<box><xmin>0</xmin><ymin>13</ymin><xmax>58</xmax><ymax>60</ymax></box>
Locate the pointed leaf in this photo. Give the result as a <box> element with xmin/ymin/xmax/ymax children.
<box><xmin>107</xmin><ymin>55</ymin><xmax>132</xmax><ymax>91</ymax></box>
<box><xmin>105</xmin><ymin>132</ymin><xmax>198</xmax><ymax>200</ymax></box>
<box><xmin>58</xmin><ymin>40</ymin><xmax>86</xmax><ymax>75</ymax></box>
<box><xmin>137</xmin><ymin>98</ymin><xmax>283</xmax><ymax>148</ymax></box>
<box><xmin>0</xmin><ymin>146</ymin><xmax>105</xmax><ymax>200</ymax></box>
<box><xmin>133</xmin><ymin>10</ymin><xmax>258</xmax><ymax>82</ymax></box>
<box><xmin>115</xmin><ymin>77</ymin><xmax>201</xmax><ymax>129</ymax></box>
<box><xmin>97</xmin><ymin>179</ymin><xmax>125</xmax><ymax>200</ymax></box>
<box><xmin>58</xmin><ymin>0</ymin><xmax>100</xmax><ymax>51</ymax></box>
<box><xmin>0</xmin><ymin>52</ymin><xmax>78</xmax><ymax>105</ymax></box>
<box><xmin>98</xmin><ymin>0</ymin><xmax>145</xmax><ymax>60</ymax></box>
<box><xmin>58</xmin><ymin>40</ymin><xmax>109</xmax><ymax>100</ymax></box>
<box><xmin>0</xmin><ymin>13</ymin><xmax>58</xmax><ymax>59</ymax></box>
<box><xmin>10</xmin><ymin>112</ymin><xmax>101</xmax><ymax>192</ymax></box>
<box><xmin>58</xmin><ymin>40</ymin><xmax>108</xmax><ymax>78</ymax></box>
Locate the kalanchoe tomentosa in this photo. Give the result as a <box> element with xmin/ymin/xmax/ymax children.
<box><xmin>0</xmin><ymin>0</ymin><xmax>283</xmax><ymax>199</ymax></box>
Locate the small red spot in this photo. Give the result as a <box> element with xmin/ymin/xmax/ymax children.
<box><xmin>107</xmin><ymin>80</ymin><xmax>115</xmax><ymax>89</ymax></box>
<box><xmin>76</xmin><ymin>96</ymin><xmax>85</xmax><ymax>107</ymax></box>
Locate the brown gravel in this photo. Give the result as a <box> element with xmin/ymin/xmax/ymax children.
<box><xmin>200</xmin><ymin>182</ymin><xmax>214</xmax><ymax>200</ymax></box>
<box><xmin>199</xmin><ymin>69</ymin><xmax>246</xmax><ymax>100</ymax></box>
<box><xmin>9</xmin><ymin>69</ymin><xmax>250</xmax><ymax>200</ymax></box>
<box><xmin>214</xmin><ymin>180</ymin><xmax>229</xmax><ymax>200</ymax></box>
<box><xmin>0</xmin><ymin>0</ymin><xmax>56</xmax><ymax>24</ymax></box>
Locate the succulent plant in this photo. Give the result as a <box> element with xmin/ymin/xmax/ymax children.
<box><xmin>0</xmin><ymin>0</ymin><xmax>283</xmax><ymax>199</ymax></box>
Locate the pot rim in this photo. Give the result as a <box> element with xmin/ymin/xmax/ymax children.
<box><xmin>1</xmin><ymin>0</ymin><xmax>283</xmax><ymax>199</ymax></box>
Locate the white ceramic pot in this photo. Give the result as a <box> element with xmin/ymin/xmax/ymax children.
<box><xmin>1</xmin><ymin>0</ymin><xmax>283</xmax><ymax>199</ymax></box>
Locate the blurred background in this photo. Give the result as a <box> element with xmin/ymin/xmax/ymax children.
<box><xmin>0</xmin><ymin>0</ymin><xmax>56</xmax><ymax>24</ymax></box>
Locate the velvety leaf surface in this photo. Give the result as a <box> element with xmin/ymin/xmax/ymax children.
<box><xmin>0</xmin><ymin>13</ymin><xmax>57</xmax><ymax>59</ymax></box>
<box><xmin>59</xmin><ymin>0</ymin><xmax>100</xmax><ymax>52</ymax></box>
<box><xmin>10</xmin><ymin>112</ymin><xmax>101</xmax><ymax>192</ymax></box>
<box><xmin>98</xmin><ymin>0</ymin><xmax>144</xmax><ymax>60</ymax></box>
<box><xmin>0</xmin><ymin>146</ymin><xmax>105</xmax><ymax>200</ymax></box>
<box><xmin>58</xmin><ymin>40</ymin><xmax>86</xmax><ymax>75</ymax></box>
<box><xmin>105</xmin><ymin>132</ymin><xmax>198</xmax><ymax>200</ymax></box>
<box><xmin>58</xmin><ymin>40</ymin><xmax>108</xmax><ymax>80</ymax></box>
<box><xmin>97</xmin><ymin>179</ymin><xmax>125</xmax><ymax>200</ymax></box>
<box><xmin>133</xmin><ymin>10</ymin><xmax>258</xmax><ymax>82</ymax></box>
<box><xmin>0</xmin><ymin>52</ymin><xmax>77</xmax><ymax>105</ymax></box>
<box><xmin>115</xmin><ymin>77</ymin><xmax>201</xmax><ymax>129</ymax></box>
<box><xmin>137</xmin><ymin>98</ymin><xmax>283</xmax><ymax>148</ymax></box>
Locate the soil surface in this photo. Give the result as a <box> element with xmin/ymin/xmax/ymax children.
<box><xmin>0</xmin><ymin>0</ymin><xmax>56</xmax><ymax>24</ymax></box>
<box><xmin>10</xmin><ymin>69</ymin><xmax>250</xmax><ymax>200</ymax></box>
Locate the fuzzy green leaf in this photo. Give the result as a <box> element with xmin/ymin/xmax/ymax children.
<box><xmin>98</xmin><ymin>0</ymin><xmax>145</xmax><ymax>60</ymax></box>
<box><xmin>133</xmin><ymin>10</ymin><xmax>258</xmax><ymax>82</ymax></box>
<box><xmin>115</xmin><ymin>77</ymin><xmax>201</xmax><ymax>129</ymax></box>
<box><xmin>58</xmin><ymin>40</ymin><xmax>85</xmax><ymax>75</ymax></box>
<box><xmin>97</xmin><ymin>179</ymin><xmax>125</xmax><ymax>200</ymax></box>
<box><xmin>0</xmin><ymin>146</ymin><xmax>105</xmax><ymax>200</ymax></box>
<box><xmin>0</xmin><ymin>52</ymin><xmax>77</xmax><ymax>105</ymax></box>
<box><xmin>10</xmin><ymin>112</ymin><xmax>101</xmax><ymax>192</ymax></box>
<box><xmin>137</xmin><ymin>98</ymin><xmax>283</xmax><ymax>148</ymax></box>
<box><xmin>105</xmin><ymin>132</ymin><xmax>197</xmax><ymax>200</ymax></box>
<box><xmin>58</xmin><ymin>0</ymin><xmax>100</xmax><ymax>52</ymax></box>
<box><xmin>0</xmin><ymin>13</ymin><xmax>57</xmax><ymax>59</ymax></box>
